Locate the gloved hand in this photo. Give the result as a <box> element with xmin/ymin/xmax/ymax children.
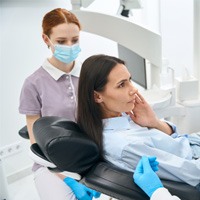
<box><xmin>64</xmin><ymin>177</ymin><xmax>101</xmax><ymax>200</ymax></box>
<box><xmin>133</xmin><ymin>156</ymin><xmax>163</xmax><ymax>197</ymax></box>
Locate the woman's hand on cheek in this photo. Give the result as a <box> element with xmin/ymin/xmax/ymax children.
<box><xmin>127</xmin><ymin>92</ymin><xmax>159</xmax><ymax>128</ymax></box>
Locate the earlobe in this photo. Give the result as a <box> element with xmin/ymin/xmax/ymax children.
<box><xmin>42</xmin><ymin>34</ymin><xmax>47</xmax><ymax>42</ymax></box>
<box><xmin>94</xmin><ymin>91</ymin><xmax>103</xmax><ymax>103</ymax></box>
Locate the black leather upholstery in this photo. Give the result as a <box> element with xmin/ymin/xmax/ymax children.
<box><xmin>82</xmin><ymin>162</ymin><xmax>149</xmax><ymax>200</ymax></box>
<box><xmin>82</xmin><ymin>162</ymin><xmax>200</xmax><ymax>200</ymax></box>
<box><xmin>19</xmin><ymin>125</ymin><xmax>29</xmax><ymax>139</ymax></box>
<box><xmin>20</xmin><ymin>116</ymin><xmax>200</xmax><ymax>200</ymax></box>
<box><xmin>33</xmin><ymin>116</ymin><xmax>100</xmax><ymax>174</ymax></box>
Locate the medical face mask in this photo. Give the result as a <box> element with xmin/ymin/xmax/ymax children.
<box><xmin>53</xmin><ymin>43</ymin><xmax>81</xmax><ymax>64</ymax></box>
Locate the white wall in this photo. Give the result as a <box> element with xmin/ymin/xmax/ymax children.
<box><xmin>160</xmin><ymin>0</ymin><xmax>193</xmax><ymax>77</ymax></box>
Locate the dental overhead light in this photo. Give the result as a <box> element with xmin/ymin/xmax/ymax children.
<box><xmin>71</xmin><ymin>0</ymin><xmax>143</xmax><ymax>16</ymax></box>
<box><xmin>117</xmin><ymin>0</ymin><xmax>143</xmax><ymax>17</ymax></box>
<box><xmin>71</xmin><ymin>0</ymin><xmax>95</xmax><ymax>10</ymax></box>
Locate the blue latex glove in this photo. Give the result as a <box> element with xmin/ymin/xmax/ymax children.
<box><xmin>64</xmin><ymin>177</ymin><xmax>101</xmax><ymax>200</ymax></box>
<box><xmin>133</xmin><ymin>156</ymin><xmax>163</xmax><ymax>197</ymax></box>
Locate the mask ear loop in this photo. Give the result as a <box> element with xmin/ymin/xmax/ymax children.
<box><xmin>46</xmin><ymin>35</ymin><xmax>54</xmax><ymax>49</ymax></box>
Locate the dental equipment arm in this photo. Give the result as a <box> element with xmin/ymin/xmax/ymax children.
<box><xmin>117</xmin><ymin>0</ymin><xmax>143</xmax><ymax>17</ymax></box>
<box><xmin>71</xmin><ymin>0</ymin><xmax>95</xmax><ymax>10</ymax></box>
<box><xmin>70</xmin><ymin>0</ymin><xmax>142</xmax><ymax>17</ymax></box>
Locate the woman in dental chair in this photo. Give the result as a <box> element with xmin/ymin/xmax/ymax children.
<box><xmin>77</xmin><ymin>54</ymin><xmax>200</xmax><ymax>192</ymax></box>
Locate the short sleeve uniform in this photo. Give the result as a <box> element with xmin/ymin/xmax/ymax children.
<box><xmin>19</xmin><ymin>59</ymin><xmax>81</xmax><ymax>122</ymax></box>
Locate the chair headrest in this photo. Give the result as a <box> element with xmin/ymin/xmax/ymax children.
<box><xmin>33</xmin><ymin>116</ymin><xmax>100</xmax><ymax>175</ymax></box>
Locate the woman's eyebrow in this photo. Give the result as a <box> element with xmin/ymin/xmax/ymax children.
<box><xmin>56</xmin><ymin>37</ymin><xmax>67</xmax><ymax>40</ymax></box>
<box><xmin>117</xmin><ymin>79</ymin><xmax>127</xmax><ymax>85</ymax></box>
<box><xmin>117</xmin><ymin>75</ymin><xmax>131</xmax><ymax>85</ymax></box>
<box><xmin>56</xmin><ymin>35</ymin><xmax>79</xmax><ymax>40</ymax></box>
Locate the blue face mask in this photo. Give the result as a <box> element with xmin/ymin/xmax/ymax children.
<box><xmin>53</xmin><ymin>43</ymin><xmax>81</xmax><ymax>64</ymax></box>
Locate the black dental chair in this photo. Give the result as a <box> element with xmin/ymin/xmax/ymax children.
<box><xmin>19</xmin><ymin>116</ymin><xmax>200</xmax><ymax>200</ymax></box>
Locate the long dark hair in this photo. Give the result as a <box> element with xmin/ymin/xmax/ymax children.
<box><xmin>77</xmin><ymin>54</ymin><xmax>125</xmax><ymax>150</ymax></box>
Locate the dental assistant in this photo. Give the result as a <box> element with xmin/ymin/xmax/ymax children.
<box><xmin>134</xmin><ymin>156</ymin><xmax>181</xmax><ymax>200</ymax></box>
<box><xmin>19</xmin><ymin>8</ymin><xmax>100</xmax><ymax>200</ymax></box>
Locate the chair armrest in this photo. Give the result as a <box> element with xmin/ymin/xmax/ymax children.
<box><xmin>82</xmin><ymin>162</ymin><xmax>148</xmax><ymax>200</ymax></box>
<box><xmin>82</xmin><ymin>162</ymin><xmax>200</xmax><ymax>200</ymax></box>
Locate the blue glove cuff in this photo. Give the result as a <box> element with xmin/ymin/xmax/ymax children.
<box><xmin>63</xmin><ymin>177</ymin><xmax>76</xmax><ymax>186</ymax></box>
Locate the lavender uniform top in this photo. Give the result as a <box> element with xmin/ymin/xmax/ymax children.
<box><xmin>19</xmin><ymin>59</ymin><xmax>82</xmax><ymax>122</ymax></box>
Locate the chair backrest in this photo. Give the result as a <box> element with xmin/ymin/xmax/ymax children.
<box><xmin>33</xmin><ymin>116</ymin><xmax>100</xmax><ymax>175</ymax></box>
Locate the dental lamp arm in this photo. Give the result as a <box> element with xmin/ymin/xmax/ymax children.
<box><xmin>71</xmin><ymin>0</ymin><xmax>95</xmax><ymax>10</ymax></box>
<box><xmin>117</xmin><ymin>0</ymin><xmax>143</xmax><ymax>17</ymax></box>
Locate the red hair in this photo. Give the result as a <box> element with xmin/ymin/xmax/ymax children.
<box><xmin>42</xmin><ymin>8</ymin><xmax>81</xmax><ymax>37</ymax></box>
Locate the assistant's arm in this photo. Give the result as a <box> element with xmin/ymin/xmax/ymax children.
<box><xmin>57</xmin><ymin>173</ymin><xmax>101</xmax><ymax>200</ymax></box>
<box><xmin>26</xmin><ymin>115</ymin><xmax>40</xmax><ymax>144</ymax></box>
<box><xmin>19</xmin><ymin>78</ymin><xmax>42</xmax><ymax>144</ymax></box>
